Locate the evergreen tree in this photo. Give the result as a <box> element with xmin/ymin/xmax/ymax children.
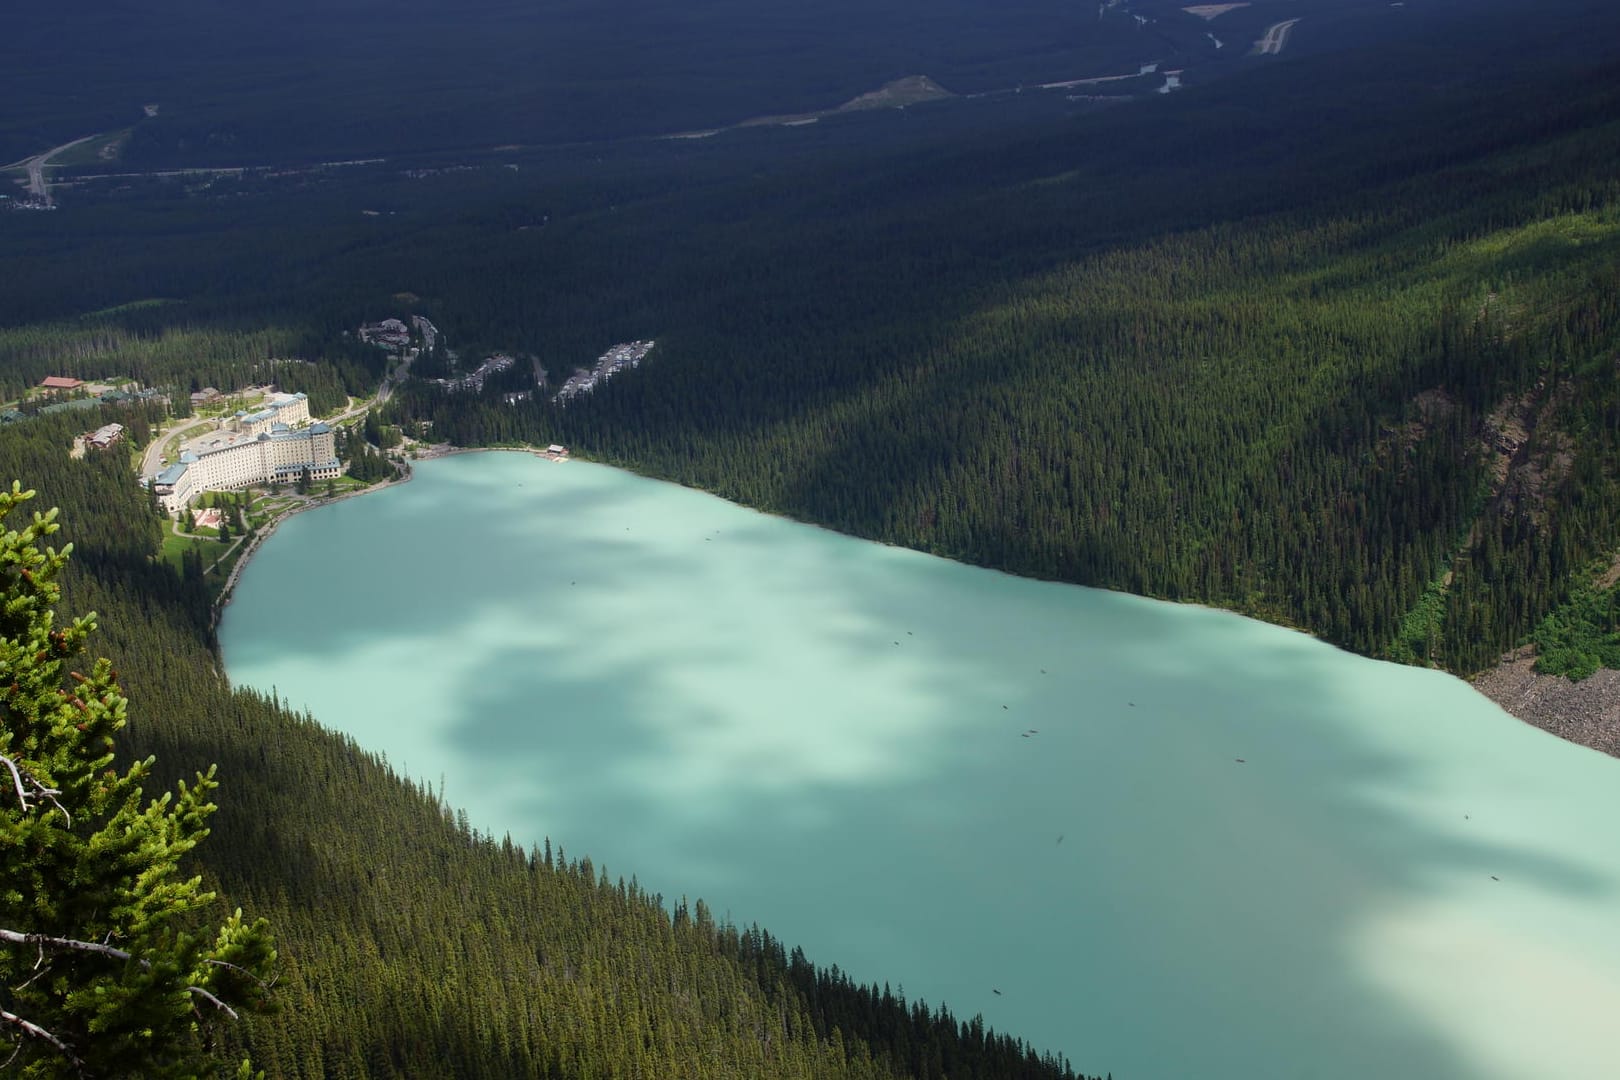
<box><xmin>0</xmin><ymin>484</ymin><xmax>276</xmax><ymax>1078</ymax></box>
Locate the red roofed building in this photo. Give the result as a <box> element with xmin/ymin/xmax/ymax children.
<box><xmin>40</xmin><ymin>376</ymin><xmax>83</xmax><ymax>392</ymax></box>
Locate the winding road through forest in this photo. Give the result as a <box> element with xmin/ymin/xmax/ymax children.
<box><xmin>3</xmin><ymin>134</ymin><xmax>100</xmax><ymax>205</ymax></box>
<box><xmin>1252</xmin><ymin>18</ymin><xmax>1302</xmax><ymax>56</ymax></box>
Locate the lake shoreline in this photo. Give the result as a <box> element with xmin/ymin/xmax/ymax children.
<box><xmin>221</xmin><ymin>443</ymin><xmax>1620</xmax><ymax>760</ymax></box>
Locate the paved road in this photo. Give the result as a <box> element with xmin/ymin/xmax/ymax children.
<box><xmin>4</xmin><ymin>134</ymin><xmax>100</xmax><ymax>205</ymax></box>
<box><xmin>140</xmin><ymin>420</ymin><xmax>212</xmax><ymax>480</ymax></box>
<box><xmin>1253</xmin><ymin>19</ymin><xmax>1301</xmax><ymax>56</ymax></box>
<box><xmin>314</xmin><ymin>356</ymin><xmax>414</xmax><ymax>435</ymax></box>
<box><xmin>336</xmin><ymin>349</ymin><xmax>418</xmax><ymax>423</ymax></box>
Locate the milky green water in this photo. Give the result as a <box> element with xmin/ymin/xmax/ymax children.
<box><xmin>219</xmin><ymin>452</ymin><xmax>1620</xmax><ymax>1080</ymax></box>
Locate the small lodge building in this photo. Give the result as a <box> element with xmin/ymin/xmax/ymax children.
<box><xmin>39</xmin><ymin>376</ymin><xmax>84</xmax><ymax>395</ymax></box>
<box><xmin>86</xmin><ymin>423</ymin><xmax>125</xmax><ymax>449</ymax></box>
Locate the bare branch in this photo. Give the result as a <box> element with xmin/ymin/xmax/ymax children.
<box><xmin>204</xmin><ymin>957</ymin><xmax>276</xmax><ymax>991</ymax></box>
<box><xmin>0</xmin><ymin>1006</ymin><xmax>84</xmax><ymax>1075</ymax></box>
<box><xmin>15</xmin><ymin>942</ymin><xmax>54</xmax><ymax>992</ymax></box>
<box><xmin>0</xmin><ymin>752</ymin><xmax>71</xmax><ymax>826</ymax></box>
<box><xmin>4</xmin><ymin>931</ymin><xmax>273</xmax><ymax>986</ymax></box>
<box><xmin>0</xmin><ymin>928</ymin><xmax>133</xmax><ymax>965</ymax></box>
<box><xmin>3</xmin><ymin>930</ymin><xmax>264</xmax><ymax>1013</ymax></box>
<box><xmin>0</xmin><ymin>753</ymin><xmax>26</xmax><ymax>808</ymax></box>
<box><xmin>185</xmin><ymin>986</ymin><xmax>239</xmax><ymax>1022</ymax></box>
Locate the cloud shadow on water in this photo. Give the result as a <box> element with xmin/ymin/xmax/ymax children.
<box><xmin>223</xmin><ymin>452</ymin><xmax>1620</xmax><ymax>1080</ymax></box>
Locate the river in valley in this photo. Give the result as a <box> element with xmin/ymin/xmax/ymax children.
<box><xmin>219</xmin><ymin>451</ymin><xmax>1620</xmax><ymax>1080</ymax></box>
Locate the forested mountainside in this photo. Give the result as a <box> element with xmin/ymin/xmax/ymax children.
<box><xmin>389</xmin><ymin>7</ymin><xmax>1620</xmax><ymax>677</ymax></box>
<box><xmin>2</xmin><ymin>0</ymin><xmax>1617</xmax><ymax>682</ymax></box>
<box><xmin>0</xmin><ymin>416</ymin><xmax>1094</xmax><ymax>1077</ymax></box>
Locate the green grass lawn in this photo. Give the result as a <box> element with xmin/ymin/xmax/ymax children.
<box><xmin>211</xmin><ymin>543</ymin><xmax>251</xmax><ymax>582</ymax></box>
<box><xmin>159</xmin><ymin>531</ymin><xmax>227</xmax><ymax>571</ymax></box>
<box><xmin>246</xmin><ymin>495</ymin><xmax>303</xmax><ymax>528</ymax></box>
<box><xmin>251</xmin><ymin>495</ymin><xmax>300</xmax><ymax>513</ymax></box>
<box><xmin>326</xmin><ymin>475</ymin><xmax>370</xmax><ymax>493</ymax></box>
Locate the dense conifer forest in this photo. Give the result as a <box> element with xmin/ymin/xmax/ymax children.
<box><xmin>4</xmin><ymin>0</ymin><xmax>1620</xmax><ymax>1073</ymax></box>
<box><xmin>387</xmin><ymin>8</ymin><xmax>1620</xmax><ymax>677</ymax></box>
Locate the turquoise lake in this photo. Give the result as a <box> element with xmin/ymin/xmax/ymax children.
<box><xmin>219</xmin><ymin>451</ymin><xmax>1620</xmax><ymax>1080</ymax></box>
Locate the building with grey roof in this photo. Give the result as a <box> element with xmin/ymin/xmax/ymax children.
<box><xmin>152</xmin><ymin>414</ymin><xmax>339</xmax><ymax>514</ymax></box>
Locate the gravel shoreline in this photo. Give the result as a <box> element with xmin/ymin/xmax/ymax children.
<box><xmin>1472</xmin><ymin>647</ymin><xmax>1620</xmax><ymax>758</ymax></box>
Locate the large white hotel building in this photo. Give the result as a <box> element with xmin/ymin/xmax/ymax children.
<box><xmin>152</xmin><ymin>392</ymin><xmax>342</xmax><ymax>514</ymax></box>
